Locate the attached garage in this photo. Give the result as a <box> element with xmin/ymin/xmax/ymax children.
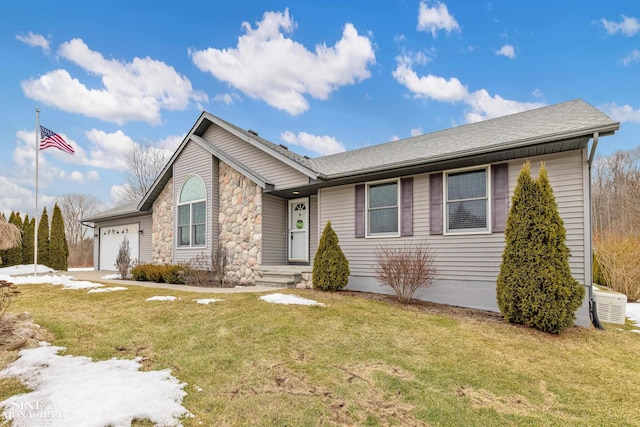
<box><xmin>83</xmin><ymin>202</ymin><xmax>153</xmax><ymax>271</ymax></box>
<box><xmin>99</xmin><ymin>223</ymin><xmax>139</xmax><ymax>271</ymax></box>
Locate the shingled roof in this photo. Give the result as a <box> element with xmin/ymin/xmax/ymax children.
<box><xmin>307</xmin><ymin>99</ymin><xmax>619</xmax><ymax>178</ymax></box>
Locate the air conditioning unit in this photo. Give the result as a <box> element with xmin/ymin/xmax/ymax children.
<box><xmin>593</xmin><ymin>285</ymin><xmax>627</xmax><ymax>325</ymax></box>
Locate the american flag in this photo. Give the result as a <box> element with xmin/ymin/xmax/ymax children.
<box><xmin>40</xmin><ymin>126</ymin><xmax>74</xmax><ymax>154</ymax></box>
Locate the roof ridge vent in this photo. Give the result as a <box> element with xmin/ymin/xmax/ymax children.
<box><xmin>279</xmin><ymin>144</ymin><xmax>289</xmax><ymax>150</ymax></box>
<box><xmin>247</xmin><ymin>129</ymin><xmax>259</xmax><ymax>136</ymax></box>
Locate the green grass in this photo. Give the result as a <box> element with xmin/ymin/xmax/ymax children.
<box><xmin>2</xmin><ymin>284</ymin><xmax>640</xmax><ymax>426</ymax></box>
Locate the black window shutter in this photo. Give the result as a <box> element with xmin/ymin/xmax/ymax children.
<box><xmin>355</xmin><ymin>184</ymin><xmax>365</xmax><ymax>238</ymax></box>
<box><xmin>401</xmin><ymin>178</ymin><xmax>413</xmax><ymax>236</ymax></box>
<box><xmin>492</xmin><ymin>163</ymin><xmax>509</xmax><ymax>233</ymax></box>
<box><xmin>429</xmin><ymin>173</ymin><xmax>443</xmax><ymax>235</ymax></box>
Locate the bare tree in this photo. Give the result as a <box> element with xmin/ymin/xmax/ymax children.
<box><xmin>56</xmin><ymin>193</ymin><xmax>102</xmax><ymax>245</ymax></box>
<box><xmin>592</xmin><ymin>147</ymin><xmax>640</xmax><ymax>236</ymax></box>
<box><xmin>123</xmin><ymin>142</ymin><xmax>170</xmax><ymax>201</ymax></box>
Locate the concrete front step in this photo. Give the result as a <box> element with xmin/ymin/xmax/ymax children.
<box><xmin>255</xmin><ymin>276</ymin><xmax>298</xmax><ymax>288</ymax></box>
<box><xmin>258</xmin><ymin>265</ymin><xmax>313</xmax><ymax>288</ymax></box>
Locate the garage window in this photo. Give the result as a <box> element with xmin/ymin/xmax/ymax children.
<box><xmin>178</xmin><ymin>175</ymin><xmax>206</xmax><ymax>247</ymax></box>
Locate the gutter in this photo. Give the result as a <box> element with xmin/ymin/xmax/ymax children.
<box><xmin>587</xmin><ymin>131</ymin><xmax>605</xmax><ymax>330</ymax></box>
<box><xmin>322</xmin><ymin>124</ymin><xmax>619</xmax><ymax>180</ymax></box>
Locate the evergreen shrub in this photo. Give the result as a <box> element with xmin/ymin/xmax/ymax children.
<box><xmin>312</xmin><ymin>221</ymin><xmax>350</xmax><ymax>291</ymax></box>
<box><xmin>497</xmin><ymin>162</ymin><xmax>585</xmax><ymax>333</ymax></box>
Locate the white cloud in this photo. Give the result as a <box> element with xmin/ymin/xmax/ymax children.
<box><xmin>394</xmin><ymin>34</ymin><xmax>406</xmax><ymax>42</ymax></box>
<box><xmin>393</xmin><ymin>56</ymin><xmax>544</xmax><ymax>123</ymax></box>
<box><xmin>280</xmin><ymin>131</ymin><xmax>345</xmax><ymax>156</ymax></box>
<box><xmin>70</xmin><ymin>171</ymin><xmax>84</xmax><ymax>183</ymax></box>
<box><xmin>410</xmin><ymin>128</ymin><xmax>423</xmax><ymax>136</ymax></box>
<box><xmin>21</xmin><ymin>38</ymin><xmax>207</xmax><ymax>125</ymax></box>
<box><xmin>110</xmin><ymin>183</ymin><xmax>132</xmax><ymax>205</ymax></box>
<box><xmin>390</xmin><ymin>135</ymin><xmax>400</xmax><ymax>141</ymax></box>
<box><xmin>496</xmin><ymin>44</ymin><xmax>516</xmax><ymax>59</ymax></box>
<box><xmin>622</xmin><ymin>49</ymin><xmax>640</xmax><ymax>65</ymax></box>
<box><xmin>532</xmin><ymin>88</ymin><xmax>543</xmax><ymax>98</ymax></box>
<box><xmin>16</xmin><ymin>31</ymin><xmax>50</xmax><ymax>53</ymax></box>
<box><xmin>0</xmin><ymin>176</ymin><xmax>35</xmax><ymax>217</ymax></box>
<box><xmin>601</xmin><ymin>15</ymin><xmax>640</xmax><ymax>36</ymax></box>
<box><xmin>87</xmin><ymin>170</ymin><xmax>100</xmax><ymax>180</ymax></box>
<box><xmin>190</xmin><ymin>9</ymin><xmax>375</xmax><ymax>115</ymax></box>
<box><xmin>417</xmin><ymin>1</ymin><xmax>460</xmax><ymax>37</ymax></box>
<box><xmin>392</xmin><ymin>55</ymin><xmax>468</xmax><ymax>102</ymax></box>
<box><xmin>464</xmin><ymin>89</ymin><xmax>544</xmax><ymax>123</ymax></box>
<box><xmin>213</xmin><ymin>93</ymin><xmax>234</xmax><ymax>105</ymax></box>
<box><xmin>600</xmin><ymin>102</ymin><xmax>640</xmax><ymax>122</ymax></box>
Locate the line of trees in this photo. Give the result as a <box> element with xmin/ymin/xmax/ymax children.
<box><xmin>0</xmin><ymin>204</ymin><xmax>69</xmax><ymax>270</ymax></box>
<box><xmin>592</xmin><ymin>147</ymin><xmax>640</xmax><ymax>301</ymax></box>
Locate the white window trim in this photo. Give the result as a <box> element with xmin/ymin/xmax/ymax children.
<box><xmin>443</xmin><ymin>165</ymin><xmax>492</xmax><ymax>235</ymax></box>
<box><xmin>177</xmin><ymin>175</ymin><xmax>207</xmax><ymax>248</ymax></box>
<box><xmin>365</xmin><ymin>178</ymin><xmax>401</xmax><ymax>238</ymax></box>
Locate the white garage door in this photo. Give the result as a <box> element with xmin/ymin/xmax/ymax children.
<box><xmin>99</xmin><ymin>224</ymin><xmax>139</xmax><ymax>271</ymax></box>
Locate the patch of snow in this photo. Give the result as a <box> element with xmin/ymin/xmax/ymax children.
<box><xmin>3</xmin><ymin>274</ymin><xmax>104</xmax><ymax>290</ymax></box>
<box><xmin>626</xmin><ymin>302</ymin><xmax>640</xmax><ymax>326</ymax></box>
<box><xmin>0</xmin><ymin>343</ymin><xmax>191</xmax><ymax>427</ymax></box>
<box><xmin>259</xmin><ymin>293</ymin><xmax>325</xmax><ymax>306</ymax></box>
<box><xmin>88</xmin><ymin>287</ymin><xmax>128</xmax><ymax>293</ymax></box>
<box><xmin>101</xmin><ymin>274</ymin><xmax>121</xmax><ymax>280</ymax></box>
<box><xmin>68</xmin><ymin>267</ymin><xmax>94</xmax><ymax>272</ymax></box>
<box><xmin>146</xmin><ymin>296</ymin><xmax>179</xmax><ymax>302</ymax></box>
<box><xmin>0</xmin><ymin>264</ymin><xmax>55</xmax><ymax>276</ymax></box>
<box><xmin>194</xmin><ymin>385</ymin><xmax>203</xmax><ymax>392</ymax></box>
<box><xmin>193</xmin><ymin>298</ymin><xmax>223</xmax><ymax>305</ymax></box>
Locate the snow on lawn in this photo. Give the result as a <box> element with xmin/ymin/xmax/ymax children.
<box><xmin>146</xmin><ymin>296</ymin><xmax>179</xmax><ymax>302</ymax></box>
<box><xmin>88</xmin><ymin>287</ymin><xmax>128</xmax><ymax>293</ymax></box>
<box><xmin>626</xmin><ymin>302</ymin><xmax>640</xmax><ymax>331</ymax></box>
<box><xmin>101</xmin><ymin>273</ymin><xmax>121</xmax><ymax>280</ymax></box>
<box><xmin>193</xmin><ymin>298</ymin><xmax>223</xmax><ymax>305</ymax></box>
<box><xmin>0</xmin><ymin>264</ymin><xmax>54</xmax><ymax>276</ymax></box>
<box><xmin>5</xmin><ymin>275</ymin><xmax>104</xmax><ymax>290</ymax></box>
<box><xmin>0</xmin><ymin>343</ymin><xmax>191</xmax><ymax>427</ymax></box>
<box><xmin>259</xmin><ymin>293</ymin><xmax>325</xmax><ymax>306</ymax></box>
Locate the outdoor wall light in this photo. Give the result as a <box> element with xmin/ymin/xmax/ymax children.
<box><xmin>138</xmin><ymin>229</ymin><xmax>144</xmax><ymax>234</ymax></box>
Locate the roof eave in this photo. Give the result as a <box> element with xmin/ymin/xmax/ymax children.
<box><xmin>203</xmin><ymin>112</ymin><xmax>319</xmax><ymax>180</ymax></box>
<box><xmin>323</xmin><ymin>122</ymin><xmax>620</xmax><ymax>180</ymax></box>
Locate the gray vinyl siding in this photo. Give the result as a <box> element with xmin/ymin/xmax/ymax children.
<box><xmin>92</xmin><ymin>215</ymin><xmax>152</xmax><ymax>269</ymax></box>
<box><xmin>318</xmin><ymin>150</ymin><xmax>586</xmax><ymax>285</ymax></box>
<box><xmin>262</xmin><ymin>194</ymin><xmax>287</xmax><ymax>265</ymax></box>
<box><xmin>309</xmin><ymin>195</ymin><xmax>318</xmax><ymax>263</ymax></box>
<box><xmin>172</xmin><ymin>141</ymin><xmax>217</xmax><ymax>264</ymax></box>
<box><xmin>202</xmin><ymin>124</ymin><xmax>309</xmax><ymax>189</ymax></box>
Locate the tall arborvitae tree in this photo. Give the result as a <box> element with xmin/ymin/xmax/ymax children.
<box><xmin>313</xmin><ymin>221</ymin><xmax>350</xmax><ymax>291</ymax></box>
<box><xmin>22</xmin><ymin>215</ymin><xmax>34</xmax><ymax>265</ymax></box>
<box><xmin>49</xmin><ymin>203</ymin><xmax>69</xmax><ymax>270</ymax></box>
<box><xmin>37</xmin><ymin>207</ymin><xmax>50</xmax><ymax>268</ymax></box>
<box><xmin>6</xmin><ymin>213</ymin><xmax>24</xmax><ymax>266</ymax></box>
<box><xmin>497</xmin><ymin>162</ymin><xmax>585</xmax><ymax>334</ymax></box>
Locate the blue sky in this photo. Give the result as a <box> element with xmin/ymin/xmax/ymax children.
<box><xmin>1</xmin><ymin>1</ymin><xmax>639</xmax><ymax>217</ymax></box>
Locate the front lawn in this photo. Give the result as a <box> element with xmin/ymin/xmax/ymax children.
<box><xmin>2</xmin><ymin>284</ymin><xmax>639</xmax><ymax>426</ymax></box>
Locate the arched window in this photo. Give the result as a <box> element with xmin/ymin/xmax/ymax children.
<box><xmin>177</xmin><ymin>175</ymin><xmax>206</xmax><ymax>247</ymax></box>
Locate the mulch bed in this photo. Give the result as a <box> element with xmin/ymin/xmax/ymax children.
<box><xmin>340</xmin><ymin>290</ymin><xmax>505</xmax><ymax>324</ymax></box>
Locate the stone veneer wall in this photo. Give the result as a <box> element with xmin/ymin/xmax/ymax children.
<box><xmin>218</xmin><ymin>161</ymin><xmax>262</xmax><ymax>284</ymax></box>
<box><xmin>152</xmin><ymin>179</ymin><xmax>173</xmax><ymax>264</ymax></box>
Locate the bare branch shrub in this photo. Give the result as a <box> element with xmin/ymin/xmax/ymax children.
<box><xmin>594</xmin><ymin>232</ymin><xmax>640</xmax><ymax>302</ymax></box>
<box><xmin>181</xmin><ymin>246</ymin><xmax>229</xmax><ymax>287</ymax></box>
<box><xmin>115</xmin><ymin>237</ymin><xmax>132</xmax><ymax>279</ymax></box>
<box><xmin>375</xmin><ymin>241</ymin><xmax>437</xmax><ymax>304</ymax></box>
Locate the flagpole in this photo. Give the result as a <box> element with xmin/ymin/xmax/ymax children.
<box><xmin>34</xmin><ymin>108</ymin><xmax>39</xmax><ymax>276</ymax></box>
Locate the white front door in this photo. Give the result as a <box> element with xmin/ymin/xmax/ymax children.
<box><xmin>288</xmin><ymin>198</ymin><xmax>309</xmax><ymax>262</ymax></box>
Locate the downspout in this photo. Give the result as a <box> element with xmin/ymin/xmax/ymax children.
<box><xmin>587</xmin><ymin>132</ymin><xmax>605</xmax><ymax>330</ymax></box>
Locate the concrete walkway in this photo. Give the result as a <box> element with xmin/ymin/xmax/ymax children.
<box><xmin>63</xmin><ymin>270</ymin><xmax>284</xmax><ymax>294</ymax></box>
